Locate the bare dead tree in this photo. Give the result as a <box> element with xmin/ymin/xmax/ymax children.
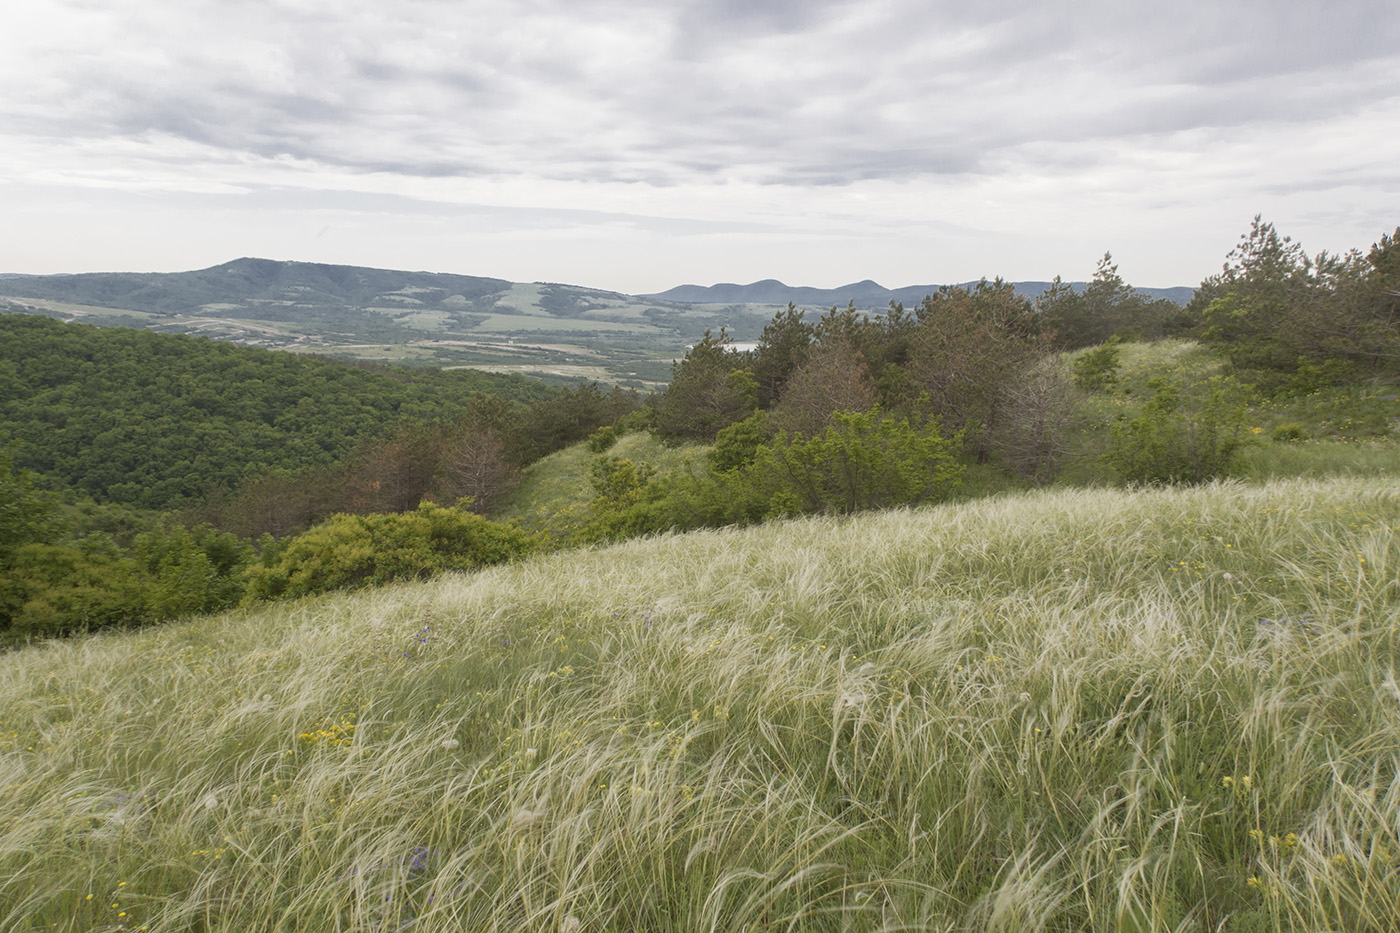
<box><xmin>433</xmin><ymin>426</ymin><xmax>520</xmax><ymax>514</ymax></box>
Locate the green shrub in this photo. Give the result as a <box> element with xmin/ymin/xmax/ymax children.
<box><xmin>586</xmin><ymin>425</ymin><xmax>619</xmax><ymax>453</ymax></box>
<box><xmin>707</xmin><ymin>411</ymin><xmax>771</xmax><ymax>473</ymax></box>
<box><xmin>747</xmin><ymin>409</ymin><xmax>964</xmax><ymax>516</ymax></box>
<box><xmin>243</xmin><ymin>503</ymin><xmax>534</xmax><ymax>602</ymax></box>
<box><xmin>134</xmin><ymin>524</ymin><xmax>253</xmax><ymax>618</ymax></box>
<box><xmin>1271</xmin><ymin>422</ymin><xmax>1306</xmax><ymax>442</ymax></box>
<box><xmin>1</xmin><ymin>540</ymin><xmax>147</xmax><ymax>638</ymax></box>
<box><xmin>1282</xmin><ymin>357</ymin><xmax>1356</xmax><ymax>397</ymax></box>
<box><xmin>1102</xmin><ymin>378</ymin><xmax>1248</xmax><ymax>484</ymax></box>
<box><xmin>1072</xmin><ymin>342</ymin><xmax>1121</xmax><ymax>392</ymax></box>
<box><xmin>569</xmin><ymin>410</ymin><xmax>965</xmax><ymax>541</ymax></box>
<box><xmin>589</xmin><ymin>456</ymin><xmax>654</xmax><ymax>508</ymax></box>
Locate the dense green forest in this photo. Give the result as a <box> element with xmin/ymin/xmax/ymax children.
<box><xmin>0</xmin><ymin>315</ymin><xmax>558</xmax><ymax>509</ymax></box>
<box><xmin>2</xmin><ymin>217</ymin><xmax>1397</xmax><ymax>643</ymax></box>
<box><xmin>0</xmin><ymin>318</ymin><xmax>638</xmax><ymax>639</ymax></box>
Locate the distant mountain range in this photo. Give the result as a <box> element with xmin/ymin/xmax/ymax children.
<box><xmin>0</xmin><ymin>258</ymin><xmax>1194</xmax><ymax>387</ymax></box>
<box><xmin>0</xmin><ymin>260</ymin><xmax>1194</xmax><ymax>316</ymax></box>
<box><xmin>649</xmin><ymin>279</ymin><xmax>1195</xmax><ymax>307</ymax></box>
<box><xmin>0</xmin><ymin>258</ymin><xmax>788</xmax><ymax>386</ymax></box>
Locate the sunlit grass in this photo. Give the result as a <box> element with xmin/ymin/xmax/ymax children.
<box><xmin>4</xmin><ymin>477</ymin><xmax>1400</xmax><ymax>931</ymax></box>
<box><xmin>1110</xmin><ymin>338</ymin><xmax>1228</xmax><ymax>390</ymax></box>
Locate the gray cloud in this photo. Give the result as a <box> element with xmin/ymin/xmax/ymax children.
<box><xmin>9</xmin><ymin>0</ymin><xmax>1397</xmax><ymax>186</ymax></box>
<box><xmin>1</xmin><ymin>0</ymin><xmax>1396</xmax><ymax>288</ymax></box>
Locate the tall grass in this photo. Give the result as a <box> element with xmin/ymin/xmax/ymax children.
<box><xmin>3</xmin><ymin>477</ymin><xmax>1399</xmax><ymax>931</ymax></box>
<box><xmin>1237</xmin><ymin>439</ymin><xmax>1400</xmax><ymax>481</ymax></box>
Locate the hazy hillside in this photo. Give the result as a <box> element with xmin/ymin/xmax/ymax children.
<box><xmin>0</xmin><ymin>258</ymin><xmax>512</xmax><ymax>316</ymax></box>
<box><xmin>2</xmin><ymin>476</ymin><xmax>1396</xmax><ymax>931</ymax></box>
<box><xmin>0</xmin><ymin>259</ymin><xmax>784</xmax><ymax>387</ymax></box>
<box><xmin>2</xmin><ymin>259</ymin><xmax>1194</xmax><ymax>387</ymax></box>
<box><xmin>650</xmin><ymin>278</ymin><xmax>1195</xmax><ymax>307</ymax></box>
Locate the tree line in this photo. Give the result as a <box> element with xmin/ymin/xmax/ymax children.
<box><xmin>568</xmin><ymin>219</ymin><xmax>1397</xmax><ymax>540</ymax></box>
<box><xmin>655</xmin><ymin>218</ymin><xmax>1398</xmax><ymax>455</ymax></box>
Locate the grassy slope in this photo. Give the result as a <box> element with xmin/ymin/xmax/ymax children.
<box><xmin>3</xmin><ymin>477</ymin><xmax>1399</xmax><ymax>931</ymax></box>
<box><xmin>496</xmin><ymin>431</ymin><xmax>710</xmax><ymax>540</ymax></box>
<box><xmin>1065</xmin><ymin>339</ymin><xmax>1400</xmax><ymax>487</ymax></box>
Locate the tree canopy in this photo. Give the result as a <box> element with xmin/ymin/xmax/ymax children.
<box><xmin>0</xmin><ymin>314</ymin><xmax>554</xmax><ymax>510</ymax></box>
<box><xmin>1199</xmin><ymin>217</ymin><xmax>1400</xmax><ymax>381</ymax></box>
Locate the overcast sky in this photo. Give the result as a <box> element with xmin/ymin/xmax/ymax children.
<box><xmin>3</xmin><ymin>0</ymin><xmax>1397</xmax><ymax>294</ymax></box>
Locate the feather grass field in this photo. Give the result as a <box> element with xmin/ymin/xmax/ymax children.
<box><xmin>3</xmin><ymin>476</ymin><xmax>1399</xmax><ymax>931</ymax></box>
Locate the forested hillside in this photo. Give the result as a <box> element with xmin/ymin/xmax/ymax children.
<box><xmin>0</xmin><ymin>315</ymin><xmax>640</xmax><ymax>640</ymax></box>
<box><xmin>0</xmin><ymin>315</ymin><xmax>553</xmax><ymax>509</ymax></box>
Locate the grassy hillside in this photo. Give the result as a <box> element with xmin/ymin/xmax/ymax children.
<box><xmin>495</xmin><ymin>431</ymin><xmax>710</xmax><ymax>539</ymax></box>
<box><xmin>1070</xmin><ymin>339</ymin><xmax>1400</xmax><ymax>483</ymax></box>
<box><xmin>3</xmin><ymin>477</ymin><xmax>1398</xmax><ymax>931</ymax></box>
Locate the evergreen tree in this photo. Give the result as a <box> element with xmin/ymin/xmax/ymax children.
<box><xmin>653</xmin><ymin>330</ymin><xmax>757</xmax><ymax>443</ymax></box>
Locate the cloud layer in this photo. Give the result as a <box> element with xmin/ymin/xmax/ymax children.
<box><xmin>3</xmin><ymin>0</ymin><xmax>1397</xmax><ymax>291</ymax></box>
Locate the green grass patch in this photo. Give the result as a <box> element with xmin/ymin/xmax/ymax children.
<box><xmin>1237</xmin><ymin>438</ymin><xmax>1400</xmax><ymax>480</ymax></box>
<box><xmin>1065</xmin><ymin>340</ymin><xmax>1400</xmax><ymax>485</ymax></box>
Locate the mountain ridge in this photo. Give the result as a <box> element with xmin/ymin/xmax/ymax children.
<box><xmin>649</xmin><ymin>278</ymin><xmax>1195</xmax><ymax>307</ymax></box>
<box><xmin>1</xmin><ymin>257</ymin><xmax>1195</xmax><ymax>313</ymax></box>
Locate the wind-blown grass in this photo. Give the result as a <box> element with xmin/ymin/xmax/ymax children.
<box><xmin>3</xmin><ymin>477</ymin><xmax>1399</xmax><ymax>931</ymax></box>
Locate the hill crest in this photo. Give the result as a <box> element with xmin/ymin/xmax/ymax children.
<box><xmin>649</xmin><ymin>278</ymin><xmax>1194</xmax><ymax>307</ymax></box>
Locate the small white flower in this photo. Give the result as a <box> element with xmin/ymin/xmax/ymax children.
<box><xmin>524</xmin><ymin>747</ymin><xmax>537</xmax><ymax>758</ymax></box>
<box><xmin>561</xmin><ymin>915</ymin><xmax>581</xmax><ymax>933</ymax></box>
<box><xmin>1222</xmin><ymin>572</ymin><xmax>1235</xmax><ymax>582</ymax></box>
<box><xmin>262</xmin><ymin>694</ymin><xmax>273</xmax><ymax>702</ymax></box>
<box><xmin>440</xmin><ymin>738</ymin><xmax>460</xmax><ymax>751</ymax></box>
<box><xmin>203</xmin><ymin>794</ymin><xmax>218</xmax><ymax>811</ymax></box>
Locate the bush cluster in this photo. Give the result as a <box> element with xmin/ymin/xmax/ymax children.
<box><xmin>243</xmin><ymin>503</ymin><xmax>535</xmax><ymax>603</ymax></box>
<box><xmin>570</xmin><ymin>409</ymin><xmax>964</xmax><ymax>544</ymax></box>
